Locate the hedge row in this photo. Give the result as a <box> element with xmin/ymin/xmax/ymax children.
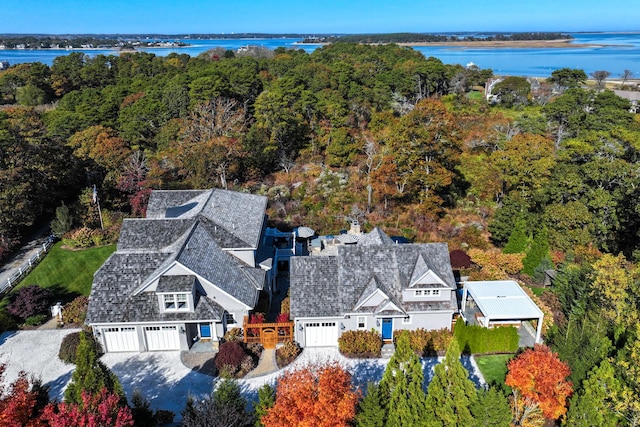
<box><xmin>454</xmin><ymin>318</ymin><xmax>519</xmax><ymax>354</ymax></box>
<box><xmin>338</xmin><ymin>329</ymin><xmax>382</xmax><ymax>358</ymax></box>
<box><xmin>392</xmin><ymin>328</ymin><xmax>453</xmax><ymax>356</ymax></box>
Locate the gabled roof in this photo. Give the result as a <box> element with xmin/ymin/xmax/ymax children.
<box><xmin>176</xmin><ymin>221</ymin><xmax>262</xmax><ymax>307</ymax></box>
<box><xmin>145</xmin><ymin>189</ymin><xmax>267</xmax><ymax>248</ymax></box>
<box><xmin>290</xmin><ymin>242</ymin><xmax>456</xmax><ymax>318</ymax></box>
<box><xmin>409</xmin><ymin>255</ymin><xmax>448</xmax><ymax>287</ymax></box>
<box><xmin>358</xmin><ymin>227</ymin><xmax>395</xmax><ymax>246</ymax></box>
<box><xmin>86</xmin><ymin>188</ymin><xmax>268</xmax><ymax>325</ymax></box>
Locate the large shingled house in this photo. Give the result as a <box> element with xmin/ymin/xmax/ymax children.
<box><xmin>86</xmin><ymin>189</ymin><xmax>272</xmax><ymax>352</ymax></box>
<box><xmin>289</xmin><ymin>228</ymin><xmax>457</xmax><ymax>347</ymax></box>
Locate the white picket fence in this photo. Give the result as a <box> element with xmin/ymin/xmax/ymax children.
<box><xmin>0</xmin><ymin>235</ymin><xmax>55</xmax><ymax>295</ymax></box>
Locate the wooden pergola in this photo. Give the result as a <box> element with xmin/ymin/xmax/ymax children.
<box><xmin>243</xmin><ymin>316</ymin><xmax>294</xmax><ymax>349</ymax></box>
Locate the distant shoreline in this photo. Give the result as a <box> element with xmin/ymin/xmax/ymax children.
<box><xmin>295</xmin><ymin>39</ymin><xmax>604</xmax><ymax>49</ymax></box>
<box><xmin>398</xmin><ymin>39</ymin><xmax>599</xmax><ymax>48</ymax></box>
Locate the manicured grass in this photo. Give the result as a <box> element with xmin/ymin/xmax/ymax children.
<box><xmin>12</xmin><ymin>242</ymin><xmax>115</xmax><ymax>302</ymax></box>
<box><xmin>528</xmin><ymin>285</ymin><xmax>546</xmax><ymax>297</ymax></box>
<box><xmin>475</xmin><ymin>354</ymin><xmax>514</xmax><ymax>386</ymax></box>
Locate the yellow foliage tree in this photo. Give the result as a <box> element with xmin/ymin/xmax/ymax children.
<box><xmin>468</xmin><ymin>248</ymin><xmax>524</xmax><ymax>280</ymax></box>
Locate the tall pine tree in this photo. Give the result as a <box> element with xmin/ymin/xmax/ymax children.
<box><xmin>425</xmin><ymin>340</ymin><xmax>477</xmax><ymax>426</ymax></box>
<box><xmin>253</xmin><ymin>383</ymin><xmax>275</xmax><ymax>427</ymax></box>
<box><xmin>355</xmin><ymin>382</ymin><xmax>385</xmax><ymax>427</ymax></box>
<box><xmin>503</xmin><ymin>217</ymin><xmax>529</xmax><ymax>254</ymax></box>
<box><xmin>378</xmin><ymin>330</ymin><xmax>427</xmax><ymax>426</ymax></box>
<box><xmin>522</xmin><ymin>226</ymin><xmax>550</xmax><ymax>276</ymax></box>
<box><xmin>64</xmin><ymin>331</ymin><xmax>123</xmax><ymax>404</ymax></box>
<box><xmin>470</xmin><ymin>386</ymin><xmax>511</xmax><ymax>427</ymax></box>
<box><xmin>565</xmin><ymin>359</ymin><xmax>621</xmax><ymax>427</ymax></box>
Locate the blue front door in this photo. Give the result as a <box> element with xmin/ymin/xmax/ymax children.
<box><xmin>200</xmin><ymin>324</ymin><xmax>211</xmax><ymax>338</ymax></box>
<box><xmin>381</xmin><ymin>318</ymin><xmax>393</xmax><ymax>340</ymax></box>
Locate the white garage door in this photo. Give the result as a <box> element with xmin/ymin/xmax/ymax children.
<box><xmin>103</xmin><ymin>326</ymin><xmax>138</xmax><ymax>352</ymax></box>
<box><xmin>304</xmin><ymin>322</ymin><xmax>338</xmax><ymax>347</ymax></box>
<box><xmin>144</xmin><ymin>326</ymin><xmax>180</xmax><ymax>351</ymax></box>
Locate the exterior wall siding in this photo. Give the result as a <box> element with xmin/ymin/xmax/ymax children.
<box><xmin>295</xmin><ymin>311</ymin><xmax>454</xmax><ymax>348</ymax></box>
<box><xmin>402</xmin><ymin>289</ymin><xmax>452</xmax><ymax>303</ymax></box>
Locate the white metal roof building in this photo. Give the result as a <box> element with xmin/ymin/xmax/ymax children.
<box><xmin>461</xmin><ymin>280</ymin><xmax>544</xmax><ymax>344</ymax></box>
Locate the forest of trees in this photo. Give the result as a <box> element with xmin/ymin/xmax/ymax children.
<box><xmin>1</xmin><ymin>42</ymin><xmax>639</xmax><ymax>424</ymax></box>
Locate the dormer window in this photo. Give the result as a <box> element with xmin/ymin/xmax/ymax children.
<box><xmin>414</xmin><ymin>289</ymin><xmax>440</xmax><ymax>297</ymax></box>
<box><xmin>162</xmin><ymin>293</ymin><xmax>190</xmax><ymax>311</ymax></box>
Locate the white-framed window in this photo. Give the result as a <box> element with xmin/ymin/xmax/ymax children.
<box><xmin>415</xmin><ymin>289</ymin><xmax>441</xmax><ymax>297</ymax></box>
<box><xmin>225</xmin><ymin>313</ymin><xmax>236</xmax><ymax>324</ymax></box>
<box><xmin>402</xmin><ymin>316</ymin><xmax>411</xmax><ymax>324</ymax></box>
<box><xmin>357</xmin><ymin>316</ymin><xmax>366</xmax><ymax>329</ymax></box>
<box><xmin>162</xmin><ymin>293</ymin><xmax>190</xmax><ymax>311</ymax></box>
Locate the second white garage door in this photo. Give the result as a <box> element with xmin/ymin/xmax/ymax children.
<box><xmin>144</xmin><ymin>326</ymin><xmax>180</xmax><ymax>351</ymax></box>
<box><xmin>304</xmin><ymin>322</ymin><xmax>338</xmax><ymax>347</ymax></box>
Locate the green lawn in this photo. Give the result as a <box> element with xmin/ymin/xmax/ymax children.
<box><xmin>11</xmin><ymin>242</ymin><xmax>115</xmax><ymax>302</ymax></box>
<box><xmin>528</xmin><ymin>285</ymin><xmax>546</xmax><ymax>297</ymax></box>
<box><xmin>467</xmin><ymin>90</ymin><xmax>484</xmax><ymax>101</ymax></box>
<box><xmin>475</xmin><ymin>354</ymin><xmax>514</xmax><ymax>386</ymax></box>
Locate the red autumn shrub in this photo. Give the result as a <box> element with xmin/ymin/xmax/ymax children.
<box><xmin>214</xmin><ymin>341</ymin><xmax>247</xmax><ymax>375</ymax></box>
<box><xmin>7</xmin><ymin>285</ymin><xmax>53</xmax><ymax>321</ymax></box>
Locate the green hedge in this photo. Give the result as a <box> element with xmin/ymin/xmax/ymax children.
<box><xmin>454</xmin><ymin>318</ymin><xmax>518</xmax><ymax>354</ymax></box>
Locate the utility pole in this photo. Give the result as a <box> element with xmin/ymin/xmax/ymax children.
<box><xmin>93</xmin><ymin>184</ymin><xmax>104</xmax><ymax>230</ymax></box>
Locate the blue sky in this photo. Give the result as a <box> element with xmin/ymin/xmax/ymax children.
<box><xmin>3</xmin><ymin>0</ymin><xmax>639</xmax><ymax>34</ymax></box>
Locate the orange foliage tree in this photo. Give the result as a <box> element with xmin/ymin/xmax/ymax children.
<box><xmin>262</xmin><ymin>362</ymin><xmax>359</xmax><ymax>427</ymax></box>
<box><xmin>505</xmin><ymin>344</ymin><xmax>573</xmax><ymax>421</ymax></box>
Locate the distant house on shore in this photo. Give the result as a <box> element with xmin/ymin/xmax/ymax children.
<box><xmin>614</xmin><ymin>90</ymin><xmax>640</xmax><ymax>113</ymax></box>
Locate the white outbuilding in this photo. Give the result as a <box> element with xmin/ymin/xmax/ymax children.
<box><xmin>461</xmin><ymin>280</ymin><xmax>544</xmax><ymax>344</ymax></box>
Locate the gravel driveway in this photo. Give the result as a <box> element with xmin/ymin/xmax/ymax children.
<box><xmin>0</xmin><ymin>329</ymin><xmax>485</xmax><ymax>422</ymax></box>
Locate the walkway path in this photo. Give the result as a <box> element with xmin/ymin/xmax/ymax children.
<box><xmin>244</xmin><ymin>348</ymin><xmax>278</xmax><ymax>379</ymax></box>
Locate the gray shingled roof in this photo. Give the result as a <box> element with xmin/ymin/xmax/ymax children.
<box><xmin>200</xmin><ymin>190</ymin><xmax>268</xmax><ymax>249</ymax></box>
<box><xmin>358</xmin><ymin>227</ymin><xmax>395</xmax><ymax>246</ymax></box>
<box><xmin>117</xmin><ymin>219</ymin><xmax>193</xmax><ymax>251</ymax></box>
<box><xmin>176</xmin><ymin>221</ymin><xmax>261</xmax><ymax>307</ymax></box>
<box><xmin>290</xmin><ymin>242</ymin><xmax>456</xmax><ymax>318</ymax></box>
<box><xmin>86</xmin><ymin>188</ymin><xmax>267</xmax><ymax>325</ymax></box>
<box><xmin>156</xmin><ymin>275</ymin><xmax>196</xmax><ymax>293</ymax></box>
<box><xmin>144</xmin><ymin>189</ymin><xmax>267</xmax><ymax>248</ymax></box>
<box><xmin>146</xmin><ymin>190</ymin><xmax>210</xmax><ymax>219</ymax></box>
<box><xmin>290</xmin><ymin>256</ymin><xmax>340</xmax><ymax>318</ymax></box>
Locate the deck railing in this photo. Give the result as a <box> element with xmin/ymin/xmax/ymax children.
<box><xmin>0</xmin><ymin>235</ymin><xmax>55</xmax><ymax>295</ymax></box>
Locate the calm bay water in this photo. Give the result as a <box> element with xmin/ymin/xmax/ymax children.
<box><xmin>2</xmin><ymin>33</ymin><xmax>640</xmax><ymax>78</ymax></box>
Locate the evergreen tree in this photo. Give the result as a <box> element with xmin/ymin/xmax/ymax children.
<box><xmin>355</xmin><ymin>382</ymin><xmax>385</xmax><ymax>427</ymax></box>
<box><xmin>51</xmin><ymin>202</ymin><xmax>73</xmax><ymax>238</ymax></box>
<box><xmin>182</xmin><ymin>378</ymin><xmax>252</xmax><ymax>427</ymax></box>
<box><xmin>503</xmin><ymin>217</ymin><xmax>529</xmax><ymax>254</ymax></box>
<box><xmin>470</xmin><ymin>386</ymin><xmax>511</xmax><ymax>427</ymax></box>
<box><xmin>130</xmin><ymin>389</ymin><xmax>154</xmax><ymax>427</ymax></box>
<box><xmin>253</xmin><ymin>383</ymin><xmax>275</xmax><ymax>427</ymax></box>
<box><xmin>425</xmin><ymin>340</ymin><xmax>477</xmax><ymax>426</ymax></box>
<box><xmin>64</xmin><ymin>331</ymin><xmax>122</xmax><ymax>404</ymax></box>
<box><xmin>378</xmin><ymin>330</ymin><xmax>427</xmax><ymax>426</ymax></box>
<box><xmin>565</xmin><ymin>359</ymin><xmax>621</xmax><ymax>426</ymax></box>
<box><xmin>522</xmin><ymin>226</ymin><xmax>550</xmax><ymax>276</ymax></box>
